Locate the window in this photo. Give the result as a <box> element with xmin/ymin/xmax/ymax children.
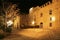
<box><xmin>50</xmin><ymin>23</ymin><xmax>52</xmax><ymax>27</ymax></box>
<box><xmin>50</xmin><ymin>10</ymin><xmax>52</xmax><ymax>12</ymax></box>
<box><xmin>49</xmin><ymin>12</ymin><xmax>52</xmax><ymax>15</ymax></box>
<box><xmin>49</xmin><ymin>10</ymin><xmax>52</xmax><ymax>15</ymax></box>
<box><xmin>40</xmin><ymin>13</ymin><xmax>43</xmax><ymax>17</ymax></box>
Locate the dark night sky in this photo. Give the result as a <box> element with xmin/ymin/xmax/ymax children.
<box><xmin>0</xmin><ymin>0</ymin><xmax>52</xmax><ymax>14</ymax></box>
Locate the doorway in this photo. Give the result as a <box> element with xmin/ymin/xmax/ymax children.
<box><xmin>40</xmin><ymin>22</ymin><xmax>43</xmax><ymax>28</ymax></box>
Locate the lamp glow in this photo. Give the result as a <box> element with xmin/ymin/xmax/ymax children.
<box><xmin>32</xmin><ymin>21</ymin><xmax>35</xmax><ymax>25</ymax></box>
<box><xmin>7</xmin><ymin>20</ymin><xmax>13</xmax><ymax>27</ymax></box>
<box><xmin>29</xmin><ymin>7</ymin><xmax>33</xmax><ymax>13</ymax></box>
<box><xmin>52</xmin><ymin>16</ymin><xmax>55</xmax><ymax>21</ymax></box>
<box><xmin>50</xmin><ymin>16</ymin><xmax>55</xmax><ymax>22</ymax></box>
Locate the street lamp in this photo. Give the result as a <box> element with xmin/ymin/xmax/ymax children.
<box><xmin>52</xmin><ymin>16</ymin><xmax>55</xmax><ymax>21</ymax></box>
<box><xmin>7</xmin><ymin>20</ymin><xmax>13</xmax><ymax>27</ymax></box>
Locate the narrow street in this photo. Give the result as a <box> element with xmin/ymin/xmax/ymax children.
<box><xmin>3</xmin><ymin>28</ymin><xmax>60</xmax><ymax>40</ymax></box>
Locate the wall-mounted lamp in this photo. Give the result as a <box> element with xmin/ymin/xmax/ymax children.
<box><xmin>50</xmin><ymin>16</ymin><xmax>55</xmax><ymax>22</ymax></box>
<box><xmin>32</xmin><ymin>21</ymin><xmax>35</xmax><ymax>25</ymax></box>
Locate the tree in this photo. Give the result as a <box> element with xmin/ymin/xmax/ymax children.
<box><xmin>0</xmin><ymin>2</ymin><xmax>20</xmax><ymax>32</ymax></box>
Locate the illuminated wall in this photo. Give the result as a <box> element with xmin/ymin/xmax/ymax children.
<box><xmin>13</xmin><ymin>15</ymin><xmax>20</xmax><ymax>29</ymax></box>
<box><xmin>29</xmin><ymin>0</ymin><xmax>60</xmax><ymax>29</ymax></box>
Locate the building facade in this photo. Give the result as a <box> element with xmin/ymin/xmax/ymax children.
<box><xmin>20</xmin><ymin>14</ymin><xmax>29</xmax><ymax>26</ymax></box>
<box><xmin>29</xmin><ymin>0</ymin><xmax>60</xmax><ymax>29</ymax></box>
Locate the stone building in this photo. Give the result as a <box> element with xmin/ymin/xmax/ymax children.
<box><xmin>29</xmin><ymin>0</ymin><xmax>60</xmax><ymax>29</ymax></box>
<box><xmin>20</xmin><ymin>14</ymin><xmax>30</xmax><ymax>26</ymax></box>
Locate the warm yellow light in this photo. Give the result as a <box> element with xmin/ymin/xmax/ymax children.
<box><xmin>7</xmin><ymin>20</ymin><xmax>13</xmax><ymax>27</ymax></box>
<box><xmin>50</xmin><ymin>16</ymin><xmax>55</xmax><ymax>22</ymax></box>
<box><xmin>29</xmin><ymin>7</ymin><xmax>33</xmax><ymax>13</ymax></box>
<box><xmin>52</xmin><ymin>16</ymin><xmax>55</xmax><ymax>21</ymax></box>
<box><xmin>32</xmin><ymin>21</ymin><xmax>35</xmax><ymax>25</ymax></box>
